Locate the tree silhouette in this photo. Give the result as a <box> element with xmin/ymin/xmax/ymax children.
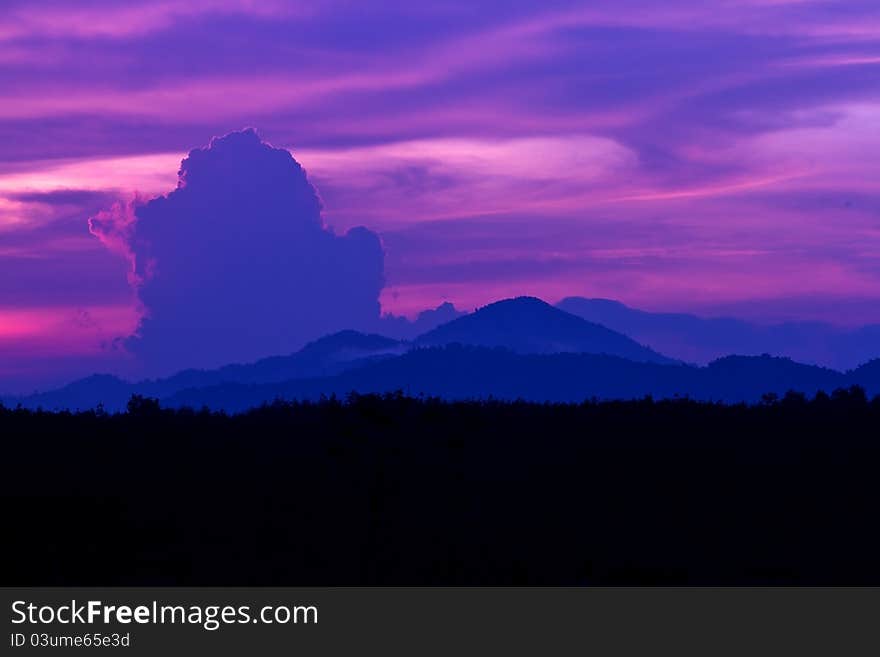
<box><xmin>2</xmin><ymin>389</ymin><xmax>879</xmax><ymax>586</ymax></box>
<box><xmin>126</xmin><ymin>394</ymin><xmax>161</xmax><ymax>416</ymax></box>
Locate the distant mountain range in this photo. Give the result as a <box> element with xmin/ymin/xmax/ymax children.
<box><xmin>557</xmin><ymin>297</ymin><xmax>880</xmax><ymax>371</ymax></box>
<box><xmin>378</xmin><ymin>301</ymin><xmax>465</xmax><ymax>340</ymax></box>
<box><xmin>5</xmin><ymin>296</ymin><xmax>880</xmax><ymax>412</ymax></box>
<box><xmin>166</xmin><ymin>348</ymin><xmax>880</xmax><ymax>413</ymax></box>
<box><xmin>7</xmin><ymin>330</ymin><xmax>406</xmax><ymax>412</ymax></box>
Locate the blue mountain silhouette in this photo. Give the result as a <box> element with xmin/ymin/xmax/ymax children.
<box><xmin>163</xmin><ymin>349</ymin><xmax>877</xmax><ymax>413</ymax></box>
<box><xmin>557</xmin><ymin>296</ymin><xmax>880</xmax><ymax>370</ymax></box>
<box><xmin>10</xmin><ymin>330</ymin><xmax>402</xmax><ymax>411</ymax></box>
<box><xmin>417</xmin><ymin>297</ymin><xmax>673</xmax><ymax>363</ymax></box>
<box><xmin>8</xmin><ymin>297</ymin><xmax>880</xmax><ymax>412</ymax></box>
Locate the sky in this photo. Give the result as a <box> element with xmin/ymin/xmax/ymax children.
<box><xmin>2</xmin><ymin>0</ymin><xmax>880</xmax><ymax>390</ymax></box>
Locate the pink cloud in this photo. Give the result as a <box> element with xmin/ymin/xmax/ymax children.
<box><xmin>88</xmin><ymin>198</ymin><xmax>147</xmax><ymax>288</ymax></box>
<box><xmin>299</xmin><ymin>135</ymin><xmax>637</xmax><ymax>225</ymax></box>
<box><xmin>0</xmin><ymin>1</ymin><xmax>307</xmax><ymax>41</ymax></box>
<box><xmin>0</xmin><ymin>153</ymin><xmax>181</xmax><ymax>198</ymax></box>
<box><xmin>0</xmin><ymin>305</ymin><xmax>137</xmax><ymax>349</ymax></box>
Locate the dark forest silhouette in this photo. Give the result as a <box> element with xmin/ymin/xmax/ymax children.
<box><xmin>3</xmin><ymin>390</ymin><xmax>879</xmax><ymax>585</ymax></box>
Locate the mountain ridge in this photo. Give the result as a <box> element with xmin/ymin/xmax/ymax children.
<box><xmin>164</xmin><ymin>348</ymin><xmax>880</xmax><ymax>413</ymax></box>
<box><xmin>8</xmin><ymin>296</ymin><xmax>880</xmax><ymax>412</ymax></box>
<box><xmin>416</xmin><ymin>296</ymin><xmax>674</xmax><ymax>364</ymax></box>
<box><xmin>557</xmin><ymin>296</ymin><xmax>880</xmax><ymax>370</ymax></box>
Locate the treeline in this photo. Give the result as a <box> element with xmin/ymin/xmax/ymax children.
<box><xmin>2</xmin><ymin>390</ymin><xmax>879</xmax><ymax>585</ymax></box>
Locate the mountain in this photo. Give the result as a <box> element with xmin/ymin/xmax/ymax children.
<box><xmin>164</xmin><ymin>347</ymin><xmax>874</xmax><ymax>413</ymax></box>
<box><xmin>849</xmin><ymin>359</ymin><xmax>880</xmax><ymax>390</ymax></box>
<box><xmin>12</xmin><ymin>374</ymin><xmax>134</xmax><ymax>413</ymax></box>
<box><xmin>156</xmin><ymin>329</ymin><xmax>403</xmax><ymax>389</ymax></box>
<box><xmin>378</xmin><ymin>301</ymin><xmax>465</xmax><ymax>340</ymax></box>
<box><xmin>164</xmin><ymin>346</ymin><xmax>692</xmax><ymax>412</ymax></box>
<box><xmin>557</xmin><ymin>296</ymin><xmax>880</xmax><ymax>370</ymax></box>
<box><xmin>6</xmin><ymin>299</ymin><xmax>672</xmax><ymax>410</ymax></box>
<box><xmin>13</xmin><ymin>296</ymin><xmax>880</xmax><ymax>414</ymax></box>
<box><xmin>15</xmin><ymin>345</ymin><xmax>880</xmax><ymax>415</ymax></box>
<box><xmin>416</xmin><ymin>297</ymin><xmax>673</xmax><ymax>364</ymax></box>
<box><xmin>9</xmin><ymin>330</ymin><xmax>403</xmax><ymax>412</ymax></box>
<box><xmin>703</xmin><ymin>355</ymin><xmax>845</xmax><ymax>401</ymax></box>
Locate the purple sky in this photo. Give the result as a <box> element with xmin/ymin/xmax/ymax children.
<box><xmin>2</xmin><ymin>0</ymin><xmax>880</xmax><ymax>388</ymax></box>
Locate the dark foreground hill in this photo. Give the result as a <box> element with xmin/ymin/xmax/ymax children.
<box><xmin>3</xmin><ymin>393</ymin><xmax>879</xmax><ymax>585</ymax></box>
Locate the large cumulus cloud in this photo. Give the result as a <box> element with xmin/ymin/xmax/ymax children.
<box><xmin>91</xmin><ymin>129</ymin><xmax>385</xmax><ymax>375</ymax></box>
